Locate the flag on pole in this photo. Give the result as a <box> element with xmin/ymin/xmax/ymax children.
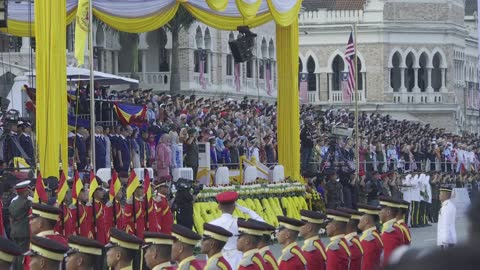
<box><xmin>56</xmin><ymin>170</ymin><xmax>69</xmax><ymax>205</ymax></box>
<box><xmin>343</xmin><ymin>32</ymin><xmax>356</xmax><ymax>104</ymax></box>
<box><xmin>126</xmin><ymin>169</ymin><xmax>140</xmax><ymax>200</ymax></box>
<box><xmin>266</xmin><ymin>61</ymin><xmax>271</xmax><ymax>95</ymax></box>
<box><xmin>33</xmin><ymin>170</ymin><xmax>48</xmax><ymax>203</ymax></box>
<box><xmin>234</xmin><ymin>63</ymin><xmax>241</xmax><ymax>92</ymax></box>
<box><xmin>71</xmin><ymin>170</ymin><xmax>84</xmax><ymax>205</ymax></box>
<box><xmin>74</xmin><ymin>0</ymin><xmax>90</xmax><ymax>66</ymax></box>
<box><xmin>88</xmin><ymin>169</ymin><xmax>99</xmax><ymax>200</ymax></box>
<box><xmin>341</xmin><ymin>72</ymin><xmax>352</xmax><ymax>103</ymax></box>
<box><xmin>299</xmin><ymin>73</ymin><xmax>308</xmax><ymax>104</ymax></box>
<box><xmin>199</xmin><ymin>49</ymin><xmax>207</xmax><ymax>89</ymax></box>
<box><xmin>144</xmin><ymin>170</ymin><xmax>152</xmax><ymax>203</ymax></box>
<box><xmin>109</xmin><ymin>169</ymin><xmax>121</xmax><ymax>201</ymax></box>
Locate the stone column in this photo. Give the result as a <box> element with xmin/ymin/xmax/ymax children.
<box><xmin>426</xmin><ymin>67</ymin><xmax>433</xmax><ymax>92</ymax></box>
<box><xmin>413</xmin><ymin>67</ymin><xmax>420</xmax><ymax>92</ymax></box>
<box><xmin>141</xmin><ymin>49</ymin><xmax>147</xmax><ymax>82</ymax></box>
<box><xmin>113</xmin><ymin>51</ymin><xmax>119</xmax><ymax>74</ymax></box>
<box><xmin>400</xmin><ymin>67</ymin><xmax>407</xmax><ymax>92</ymax></box>
<box><xmin>440</xmin><ymin>68</ymin><xmax>447</xmax><ymax>92</ymax></box>
<box><xmin>20</xmin><ymin>37</ymin><xmax>31</xmax><ymax>53</ymax></box>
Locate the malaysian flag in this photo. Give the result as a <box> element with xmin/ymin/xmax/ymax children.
<box><xmin>265</xmin><ymin>61</ymin><xmax>271</xmax><ymax>95</ymax></box>
<box><xmin>234</xmin><ymin>62</ymin><xmax>241</xmax><ymax>92</ymax></box>
<box><xmin>343</xmin><ymin>32</ymin><xmax>355</xmax><ymax>104</ymax></box>
<box><xmin>199</xmin><ymin>49</ymin><xmax>207</xmax><ymax>89</ymax></box>
<box><xmin>299</xmin><ymin>73</ymin><xmax>308</xmax><ymax>104</ymax></box>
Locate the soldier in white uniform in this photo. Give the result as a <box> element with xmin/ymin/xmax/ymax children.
<box><xmin>209</xmin><ymin>191</ymin><xmax>264</xmax><ymax>270</ymax></box>
<box><xmin>437</xmin><ymin>186</ymin><xmax>457</xmax><ymax>249</ymax></box>
<box><xmin>410</xmin><ymin>174</ymin><xmax>422</xmax><ymax>227</ymax></box>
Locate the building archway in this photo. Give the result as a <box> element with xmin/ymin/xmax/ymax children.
<box><xmin>405</xmin><ymin>52</ymin><xmax>416</xmax><ymax>92</ymax></box>
<box><xmin>390</xmin><ymin>51</ymin><xmax>402</xmax><ymax>92</ymax></box>
<box><xmin>307</xmin><ymin>56</ymin><xmax>316</xmax><ymax>91</ymax></box>
<box><xmin>331</xmin><ymin>55</ymin><xmax>344</xmax><ymax>91</ymax></box>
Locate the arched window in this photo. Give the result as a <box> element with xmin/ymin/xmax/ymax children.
<box><xmin>268</xmin><ymin>39</ymin><xmax>275</xmax><ymax>58</ymax></box>
<box><xmin>246</xmin><ymin>60</ymin><xmax>253</xmax><ymax>78</ymax></box>
<box><xmin>194</xmin><ymin>27</ymin><xmax>203</xmax><ymax>73</ymax></box>
<box><xmin>226</xmin><ymin>32</ymin><xmax>234</xmax><ymax>75</ymax></box>
<box><xmin>405</xmin><ymin>52</ymin><xmax>415</xmax><ymax>92</ymax></box>
<box><xmin>357</xmin><ymin>56</ymin><xmax>363</xmax><ymax>91</ymax></box>
<box><xmin>299</xmin><ymin>57</ymin><xmax>303</xmax><ymax>73</ymax></box>
<box><xmin>418</xmin><ymin>52</ymin><xmax>428</xmax><ymax>92</ymax></box>
<box><xmin>203</xmin><ymin>28</ymin><xmax>211</xmax><ymax>74</ymax></box>
<box><xmin>391</xmin><ymin>52</ymin><xmax>401</xmax><ymax>92</ymax></box>
<box><xmin>261</xmin><ymin>38</ymin><xmax>267</xmax><ymax>59</ymax></box>
<box><xmin>332</xmin><ymin>55</ymin><xmax>344</xmax><ymax>91</ymax></box>
<box><xmin>307</xmin><ymin>56</ymin><xmax>316</xmax><ymax>91</ymax></box>
<box><xmin>259</xmin><ymin>59</ymin><xmax>265</xmax><ymax>79</ymax></box>
<box><xmin>432</xmin><ymin>52</ymin><xmax>443</xmax><ymax>91</ymax></box>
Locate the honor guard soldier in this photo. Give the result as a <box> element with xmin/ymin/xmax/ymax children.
<box><xmin>299</xmin><ymin>210</ymin><xmax>327</xmax><ymax>270</ymax></box>
<box><xmin>236</xmin><ymin>219</ymin><xmax>268</xmax><ymax>270</ymax></box>
<box><xmin>154</xmin><ymin>182</ymin><xmax>174</xmax><ymax>234</ymax></box>
<box><xmin>357</xmin><ymin>204</ymin><xmax>383</xmax><ymax>270</ymax></box>
<box><xmin>201</xmin><ymin>223</ymin><xmax>233</xmax><ymax>270</ymax></box>
<box><xmin>338</xmin><ymin>208</ymin><xmax>364</xmax><ymax>270</ymax></box>
<box><xmin>86</xmin><ymin>179</ymin><xmax>107</xmax><ymax>244</ymax></box>
<box><xmin>276</xmin><ymin>216</ymin><xmax>307</xmax><ymax>270</ymax></box>
<box><xmin>171</xmin><ymin>224</ymin><xmax>203</xmax><ymax>270</ymax></box>
<box><xmin>437</xmin><ymin>186</ymin><xmax>457</xmax><ymax>249</ymax></box>
<box><xmin>9</xmin><ymin>180</ymin><xmax>32</xmax><ymax>270</ymax></box>
<box><xmin>65</xmin><ymin>235</ymin><xmax>104</xmax><ymax>270</ymax></box>
<box><xmin>105</xmin><ymin>228</ymin><xmax>144</xmax><ymax>270</ymax></box>
<box><xmin>396</xmin><ymin>200</ymin><xmax>412</xmax><ymax>245</ymax></box>
<box><xmin>143</xmin><ymin>232</ymin><xmax>176</xmax><ymax>270</ymax></box>
<box><xmin>25</xmin><ymin>236</ymin><xmax>69</xmax><ymax>270</ymax></box>
<box><xmin>105</xmin><ymin>181</ymin><xmax>125</xmax><ymax>235</ymax></box>
<box><xmin>125</xmin><ymin>183</ymin><xmax>159</xmax><ymax>238</ymax></box>
<box><xmin>68</xmin><ymin>185</ymin><xmax>90</xmax><ymax>238</ymax></box>
<box><xmin>0</xmin><ymin>236</ymin><xmax>24</xmax><ymax>269</ymax></box>
<box><xmin>325</xmin><ymin>210</ymin><xmax>352</xmax><ymax>270</ymax></box>
<box><xmin>378</xmin><ymin>196</ymin><xmax>405</xmax><ymax>266</ymax></box>
<box><xmin>30</xmin><ymin>203</ymin><xmax>68</xmax><ymax>245</ymax></box>
<box><xmin>251</xmin><ymin>220</ymin><xmax>278</xmax><ymax>270</ymax></box>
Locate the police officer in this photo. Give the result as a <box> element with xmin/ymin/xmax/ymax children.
<box><xmin>276</xmin><ymin>216</ymin><xmax>307</xmax><ymax>270</ymax></box>
<box><xmin>0</xmin><ymin>236</ymin><xmax>24</xmax><ymax>269</ymax></box>
<box><xmin>65</xmin><ymin>235</ymin><xmax>104</xmax><ymax>270</ymax></box>
<box><xmin>201</xmin><ymin>223</ymin><xmax>233</xmax><ymax>270</ymax></box>
<box><xmin>9</xmin><ymin>180</ymin><xmax>32</xmax><ymax>270</ymax></box>
<box><xmin>236</xmin><ymin>219</ymin><xmax>268</xmax><ymax>270</ymax></box>
<box><xmin>325</xmin><ymin>210</ymin><xmax>351</xmax><ymax>270</ymax></box>
<box><xmin>171</xmin><ymin>224</ymin><xmax>203</xmax><ymax>270</ymax></box>
<box><xmin>357</xmin><ymin>204</ymin><xmax>383</xmax><ymax>270</ymax></box>
<box><xmin>378</xmin><ymin>196</ymin><xmax>404</xmax><ymax>266</ymax></box>
<box><xmin>25</xmin><ymin>236</ymin><xmax>69</xmax><ymax>270</ymax></box>
<box><xmin>299</xmin><ymin>210</ymin><xmax>327</xmax><ymax>270</ymax></box>
<box><xmin>143</xmin><ymin>232</ymin><xmax>176</xmax><ymax>270</ymax></box>
<box><xmin>105</xmin><ymin>228</ymin><xmax>144</xmax><ymax>270</ymax></box>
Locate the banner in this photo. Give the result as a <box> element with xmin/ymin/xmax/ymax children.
<box><xmin>114</xmin><ymin>102</ymin><xmax>147</xmax><ymax>125</ymax></box>
<box><xmin>75</xmin><ymin>0</ymin><xmax>90</xmax><ymax>66</ymax></box>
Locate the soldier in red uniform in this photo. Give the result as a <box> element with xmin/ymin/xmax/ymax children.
<box><xmin>171</xmin><ymin>224</ymin><xmax>203</xmax><ymax>270</ymax></box>
<box><xmin>325</xmin><ymin>210</ymin><xmax>352</xmax><ymax>270</ymax></box>
<box><xmin>30</xmin><ymin>203</ymin><xmax>68</xmax><ymax>245</ymax></box>
<box><xmin>276</xmin><ymin>216</ymin><xmax>307</xmax><ymax>270</ymax></box>
<box><xmin>65</xmin><ymin>235</ymin><xmax>104</xmax><ymax>270</ymax></box>
<box><xmin>154</xmin><ymin>182</ymin><xmax>173</xmax><ymax>234</ymax></box>
<box><xmin>106</xmin><ymin>228</ymin><xmax>144</xmax><ymax>270</ymax></box>
<box><xmin>236</xmin><ymin>219</ymin><xmax>268</xmax><ymax>270</ymax></box>
<box><xmin>396</xmin><ymin>200</ymin><xmax>412</xmax><ymax>245</ymax></box>
<box><xmin>357</xmin><ymin>204</ymin><xmax>383</xmax><ymax>270</ymax></box>
<box><xmin>143</xmin><ymin>231</ymin><xmax>176</xmax><ymax>270</ymax></box>
<box><xmin>68</xmin><ymin>186</ymin><xmax>90</xmax><ymax>237</ymax></box>
<box><xmin>253</xmin><ymin>220</ymin><xmax>278</xmax><ymax>270</ymax></box>
<box><xmin>104</xmin><ymin>185</ymin><xmax>125</xmax><ymax>237</ymax></box>
<box><xmin>54</xmin><ymin>203</ymin><xmax>73</xmax><ymax>235</ymax></box>
<box><xmin>0</xmin><ymin>236</ymin><xmax>24</xmax><ymax>269</ymax></box>
<box><xmin>86</xmin><ymin>179</ymin><xmax>107</xmax><ymax>244</ymax></box>
<box><xmin>338</xmin><ymin>208</ymin><xmax>364</xmax><ymax>270</ymax></box>
<box><xmin>299</xmin><ymin>210</ymin><xmax>327</xmax><ymax>270</ymax></box>
<box><xmin>379</xmin><ymin>197</ymin><xmax>405</xmax><ymax>266</ymax></box>
<box><xmin>201</xmin><ymin>223</ymin><xmax>233</xmax><ymax>270</ymax></box>
<box><xmin>125</xmin><ymin>184</ymin><xmax>147</xmax><ymax>238</ymax></box>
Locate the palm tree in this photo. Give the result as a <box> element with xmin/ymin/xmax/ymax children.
<box><xmin>164</xmin><ymin>5</ymin><xmax>196</xmax><ymax>94</ymax></box>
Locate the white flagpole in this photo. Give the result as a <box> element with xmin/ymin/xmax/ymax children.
<box><xmin>88</xmin><ymin>0</ymin><xmax>96</xmax><ymax>172</ymax></box>
<box><xmin>353</xmin><ymin>23</ymin><xmax>359</xmax><ymax>181</ymax></box>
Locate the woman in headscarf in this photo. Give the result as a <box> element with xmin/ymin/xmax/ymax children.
<box><xmin>156</xmin><ymin>133</ymin><xmax>172</xmax><ymax>178</ymax></box>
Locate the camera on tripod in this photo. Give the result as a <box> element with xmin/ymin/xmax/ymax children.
<box><xmin>175</xmin><ymin>178</ymin><xmax>204</xmax><ymax>196</ymax></box>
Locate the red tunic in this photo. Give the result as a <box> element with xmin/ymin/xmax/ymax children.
<box><xmin>345</xmin><ymin>234</ymin><xmax>364</xmax><ymax>270</ymax></box>
<box><xmin>360</xmin><ymin>228</ymin><xmax>383</xmax><ymax>270</ymax></box>
<box><xmin>397</xmin><ymin>220</ymin><xmax>412</xmax><ymax>245</ymax></box>
<box><xmin>68</xmin><ymin>203</ymin><xmax>90</xmax><ymax>237</ymax></box>
<box><xmin>177</xmin><ymin>256</ymin><xmax>204</xmax><ymax>270</ymax></box>
<box><xmin>381</xmin><ymin>219</ymin><xmax>404</xmax><ymax>266</ymax></box>
<box><xmin>302</xmin><ymin>236</ymin><xmax>326</xmax><ymax>270</ymax></box>
<box><xmin>278</xmin><ymin>243</ymin><xmax>307</xmax><ymax>270</ymax></box>
<box><xmin>54</xmin><ymin>204</ymin><xmax>72</xmax><ymax>235</ymax></box>
<box><xmin>86</xmin><ymin>200</ymin><xmax>107</xmax><ymax>244</ymax></box>
<box><xmin>125</xmin><ymin>198</ymin><xmax>160</xmax><ymax>238</ymax></box>
<box><xmin>104</xmin><ymin>200</ymin><xmax>125</xmax><ymax>238</ymax></box>
<box><xmin>326</xmin><ymin>235</ymin><xmax>351</xmax><ymax>270</ymax></box>
<box><xmin>205</xmin><ymin>253</ymin><xmax>232</xmax><ymax>270</ymax></box>
<box><xmin>260</xmin><ymin>247</ymin><xmax>279</xmax><ymax>270</ymax></box>
<box><xmin>238</xmin><ymin>250</ymin><xmax>268</xmax><ymax>270</ymax></box>
<box><xmin>154</xmin><ymin>194</ymin><xmax>173</xmax><ymax>234</ymax></box>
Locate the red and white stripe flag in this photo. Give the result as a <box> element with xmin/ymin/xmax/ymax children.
<box><xmin>343</xmin><ymin>32</ymin><xmax>355</xmax><ymax>104</ymax></box>
<box><xmin>234</xmin><ymin>63</ymin><xmax>241</xmax><ymax>92</ymax></box>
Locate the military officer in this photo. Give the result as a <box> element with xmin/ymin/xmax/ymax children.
<box><xmin>378</xmin><ymin>196</ymin><xmax>405</xmax><ymax>266</ymax></box>
<box><xmin>357</xmin><ymin>204</ymin><xmax>383</xmax><ymax>270</ymax></box>
<box><xmin>437</xmin><ymin>186</ymin><xmax>457</xmax><ymax>248</ymax></box>
<box><xmin>0</xmin><ymin>236</ymin><xmax>24</xmax><ymax>269</ymax></box>
<box><xmin>325</xmin><ymin>210</ymin><xmax>351</xmax><ymax>270</ymax></box>
<box><xmin>105</xmin><ymin>228</ymin><xmax>144</xmax><ymax>270</ymax></box>
<box><xmin>25</xmin><ymin>236</ymin><xmax>69</xmax><ymax>270</ymax></box>
<box><xmin>276</xmin><ymin>216</ymin><xmax>307</xmax><ymax>270</ymax></box>
<box><xmin>171</xmin><ymin>224</ymin><xmax>203</xmax><ymax>270</ymax></box>
<box><xmin>143</xmin><ymin>232</ymin><xmax>176</xmax><ymax>270</ymax></box>
<box><xmin>9</xmin><ymin>180</ymin><xmax>32</xmax><ymax>270</ymax></box>
<box><xmin>396</xmin><ymin>199</ymin><xmax>412</xmax><ymax>245</ymax></box>
<box><xmin>209</xmin><ymin>191</ymin><xmax>263</xmax><ymax>270</ymax></box>
<box><xmin>252</xmin><ymin>220</ymin><xmax>278</xmax><ymax>270</ymax></box>
<box><xmin>299</xmin><ymin>210</ymin><xmax>327</xmax><ymax>270</ymax></box>
<box><xmin>201</xmin><ymin>223</ymin><xmax>233</xmax><ymax>270</ymax></box>
<box><xmin>236</xmin><ymin>219</ymin><xmax>268</xmax><ymax>270</ymax></box>
<box><xmin>338</xmin><ymin>208</ymin><xmax>364</xmax><ymax>270</ymax></box>
<box><xmin>18</xmin><ymin>121</ymin><xmax>34</xmax><ymax>165</ymax></box>
<box><xmin>65</xmin><ymin>235</ymin><xmax>104</xmax><ymax>270</ymax></box>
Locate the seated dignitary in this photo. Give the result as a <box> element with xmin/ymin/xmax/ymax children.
<box><xmin>0</xmin><ymin>236</ymin><xmax>24</xmax><ymax>269</ymax></box>
<box><xmin>26</xmin><ymin>236</ymin><xmax>69</xmax><ymax>270</ymax></box>
<box><xmin>171</xmin><ymin>224</ymin><xmax>203</xmax><ymax>270</ymax></box>
<box><xmin>276</xmin><ymin>216</ymin><xmax>307</xmax><ymax>270</ymax></box>
<box><xmin>201</xmin><ymin>223</ymin><xmax>233</xmax><ymax>270</ymax></box>
<box><xmin>396</xmin><ymin>199</ymin><xmax>412</xmax><ymax>245</ymax></box>
<box><xmin>143</xmin><ymin>232</ymin><xmax>176</xmax><ymax>270</ymax></box>
<box><xmin>236</xmin><ymin>219</ymin><xmax>268</xmax><ymax>270</ymax></box>
<box><xmin>338</xmin><ymin>208</ymin><xmax>364</xmax><ymax>270</ymax></box>
<box><xmin>30</xmin><ymin>203</ymin><xmax>68</xmax><ymax>245</ymax></box>
<box><xmin>325</xmin><ymin>209</ymin><xmax>352</xmax><ymax>270</ymax></box>
<box><xmin>65</xmin><ymin>235</ymin><xmax>104</xmax><ymax>270</ymax></box>
<box><xmin>299</xmin><ymin>210</ymin><xmax>327</xmax><ymax>270</ymax></box>
<box><xmin>106</xmin><ymin>228</ymin><xmax>144</xmax><ymax>270</ymax></box>
<box><xmin>250</xmin><ymin>219</ymin><xmax>278</xmax><ymax>270</ymax></box>
<box><xmin>378</xmin><ymin>197</ymin><xmax>405</xmax><ymax>266</ymax></box>
<box><xmin>357</xmin><ymin>203</ymin><xmax>383</xmax><ymax>270</ymax></box>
